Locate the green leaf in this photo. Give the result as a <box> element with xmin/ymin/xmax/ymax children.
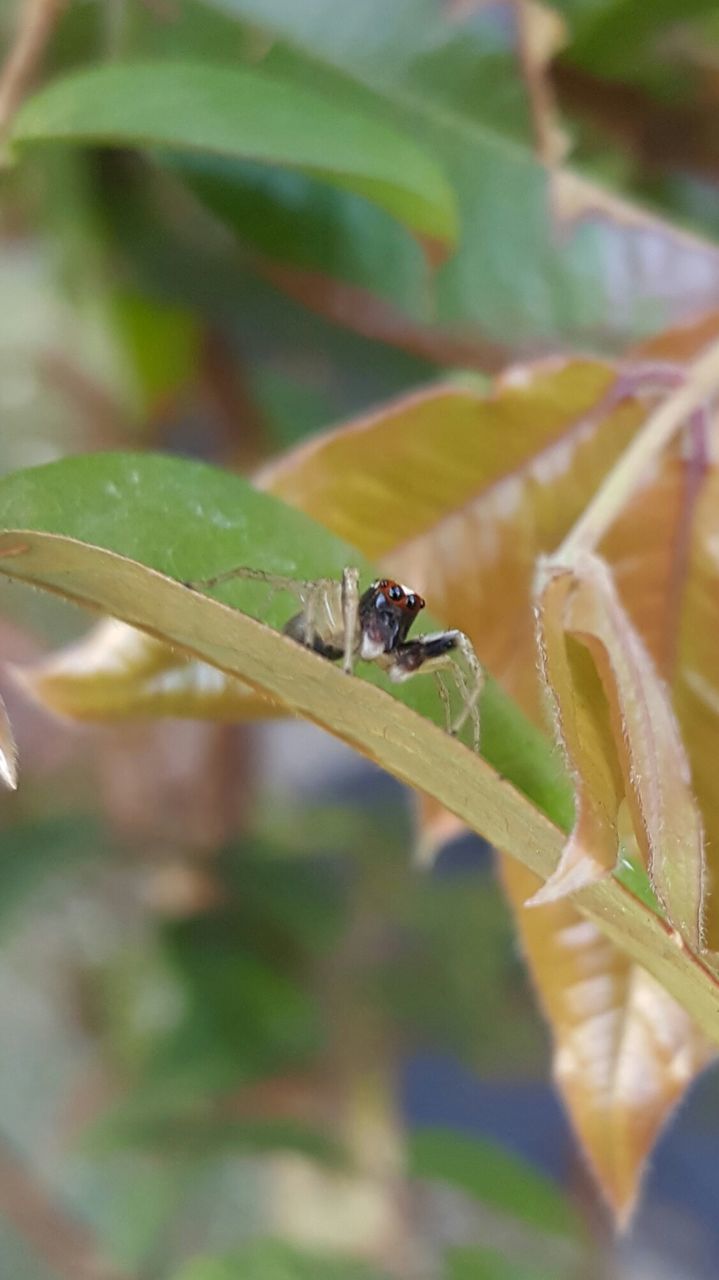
<box><xmin>173</xmin><ymin>1241</ymin><xmax>392</xmax><ymax>1280</ymax></box>
<box><xmin>409</xmin><ymin>1129</ymin><xmax>577</xmax><ymax>1238</ymax></box>
<box><xmin>108</xmin><ymin>0</ymin><xmax>719</xmax><ymax>352</ymax></box>
<box><xmin>0</xmin><ymin>452</ymin><xmax>571</xmax><ymax>827</ymax></box>
<box><xmin>12</xmin><ymin>61</ymin><xmax>458</xmax><ymax>250</ymax></box>
<box><xmin>614</xmin><ymin>847</ymin><xmax>664</xmax><ymax>916</ymax></box>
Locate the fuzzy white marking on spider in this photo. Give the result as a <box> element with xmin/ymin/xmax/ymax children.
<box><xmin>185</xmin><ymin>565</ymin><xmax>483</xmax><ymax>750</ymax></box>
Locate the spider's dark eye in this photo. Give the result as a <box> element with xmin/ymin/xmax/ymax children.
<box><xmin>388</xmin><ymin>584</ymin><xmax>403</xmax><ymax>601</ymax></box>
<box><xmin>407</xmin><ymin>594</ymin><xmax>417</xmax><ymax>609</ymax></box>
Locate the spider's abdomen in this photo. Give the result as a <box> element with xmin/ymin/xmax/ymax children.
<box><xmin>283</xmin><ymin>611</ymin><xmax>345</xmax><ymax>661</ymax></box>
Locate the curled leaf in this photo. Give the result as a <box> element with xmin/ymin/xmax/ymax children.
<box><xmin>532</xmin><ymin>551</ymin><xmax>705</xmax><ymax>950</ymax></box>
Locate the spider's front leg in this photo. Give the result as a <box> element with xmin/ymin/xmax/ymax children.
<box><xmin>388</xmin><ymin>630</ymin><xmax>483</xmax><ymax>751</ymax></box>
<box><xmin>340</xmin><ymin>567</ymin><xmax>360</xmax><ymax>675</ymax></box>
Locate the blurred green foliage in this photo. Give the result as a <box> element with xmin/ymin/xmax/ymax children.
<box><xmin>3</xmin><ymin>0</ymin><xmax>719</xmax><ymax>1275</ymax></box>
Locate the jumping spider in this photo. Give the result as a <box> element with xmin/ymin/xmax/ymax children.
<box><xmin>187</xmin><ymin>565</ymin><xmax>483</xmax><ymax>749</ymax></box>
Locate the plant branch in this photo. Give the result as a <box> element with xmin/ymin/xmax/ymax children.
<box><xmin>3</xmin><ymin>530</ymin><xmax>719</xmax><ymax>1044</ymax></box>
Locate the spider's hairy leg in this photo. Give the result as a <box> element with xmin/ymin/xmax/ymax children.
<box><xmin>184</xmin><ymin>564</ymin><xmax>312</xmax><ymax>609</ymax></box>
<box><xmin>390</xmin><ymin>630</ymin><xmax>483</xmax><ymax>752</ymax></box>
<box><xmin>340</xmin><ymin>567</ymin><xmax>360</xmax><ymax>674</ymax></box>
<box><xmin>433</xmin><ymin>672</ymin><xmax>453</xmax><ymax>734</ymax></box>
<box><xmin>449</xmin><ymin>632</ymin><xmax>484</xmax><ymax>751</ymax></box>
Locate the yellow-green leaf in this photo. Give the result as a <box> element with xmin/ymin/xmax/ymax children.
<box><xmin>14</xmin><ymin>618</ymin><xmax>279</xmax><ymax>722</ymax></box>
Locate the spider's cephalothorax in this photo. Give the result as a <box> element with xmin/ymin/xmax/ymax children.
<box><xmin>357</xmin><ymin>578</ymin><xmax>425</xmax><ymax>659</ymax></box>
<box><xmin>186</xmin><ymin>565</ymin><xmax>482</xmax><ymax>749</ymax></box>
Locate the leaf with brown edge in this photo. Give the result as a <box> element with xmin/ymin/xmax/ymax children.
<box><xmin>0</xmin><ymin>693</ymin><xmax>17</xmax><ymax>790</ymax></box>
<box><xmin>532</xmin><ymin>551</ymin><xmax>706</xmax><ymax>949</ymax></box>
<box><xmin>12</xmin><ymin>618</ymin><xmax>283</xmax><ymax>723</ymax></box>
<box><xmin>500</xmin><ymin>855</ymin><xmax>715</xmax><ymax>1227</ymax></box>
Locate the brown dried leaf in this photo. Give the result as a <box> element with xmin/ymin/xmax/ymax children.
<box><xmin>500</xmin><ymin>855</ymin><xmax>714</xmax><ymax>1226</ymax></box>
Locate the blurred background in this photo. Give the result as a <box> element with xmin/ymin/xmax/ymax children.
<box><xmin>3</xmin><ymin>1</ymin><xmax>719</xmax><ymax>1278</ymax></box>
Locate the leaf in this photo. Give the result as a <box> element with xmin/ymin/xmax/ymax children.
<box><xmin>13</xmin><ymin>617</ymin><xmax>278</xmax><ymax>721</ymax></box>
<box><xmin>3</xmin><ymin>455</ymin><xmax>719</xmax><ymax>1047</ymax></box>
<box><xmin>409</xmin><ymin>1128</ymin><xmax>576</xmax><ymax>1238</ymax></box>
<box><xmin>112</xmin><ymin>0</ymin><xmax>719</xmax><ymax>354</ymax></box>
<box><xmin>499</xmin><ymin>856</ymin><xmax>714</xmax><ymax>1225</ymax></box>
<box><xmin>531</xmin><ymin>551</ymin><xmax>706</xmax><ymax>948</ymax></box>
<box><xmin>12</xmin><ymin>62</ymin><xmax>458</xmax><ymax>251</ymax></box>
<box><xmin>0</xmin><ymin>692</ymin><xmax>17</xmax><ymax>789</ymax></box>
